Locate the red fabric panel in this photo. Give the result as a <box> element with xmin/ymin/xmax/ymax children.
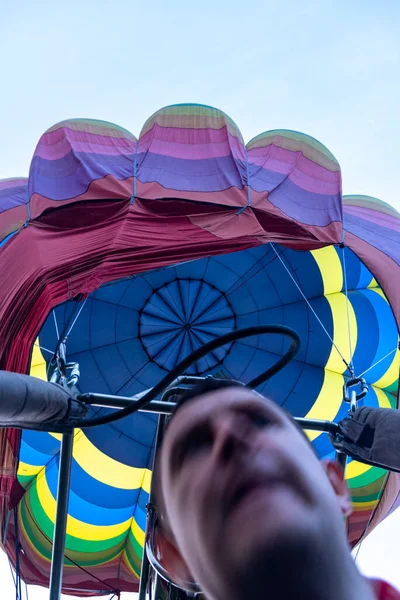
<box><xmin>0</xmin><ymin>197</ymin><xmax>388</xmax><ymax>595</ymax></box>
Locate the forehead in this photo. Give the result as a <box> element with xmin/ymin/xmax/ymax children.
<box><xmin>164</xmin><ymin>387</ymin><xmax>291</xmax><ymax>442</ymax></box>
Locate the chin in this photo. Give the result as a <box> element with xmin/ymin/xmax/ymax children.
<box><xmin>228</xmin><ymin>508</ymin><xmax>317</xmax><ymax>573</ymax></box>
<box><xmin>225</xmin><ymin>526</ymin><xmax>318</xmax><ymax>598</ymax></box>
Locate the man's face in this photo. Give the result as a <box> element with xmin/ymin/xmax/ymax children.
<box><xmin>159</xmin><ymin>387</ymin><xmax>350</xmax><ymax>599</ymax></box>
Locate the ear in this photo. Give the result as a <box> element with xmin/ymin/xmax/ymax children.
<box><xmin>152</xmin><ymin>524</ymin><xmax>196</xmax><ymax>589</ymax></box>
<box><xmin>321</xmin><ymin>459</ymin><xmax>353</xmax><ymax>518</ymax></box>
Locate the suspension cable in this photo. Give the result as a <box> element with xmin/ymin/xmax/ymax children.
<box><xmin>52</xmin><ymin>311</ymin><xmax>60</xmax><ymax>340</ymax></box>
<box><xmin>270</xmin><ymin>244</ymin><xmax>352</xmax><ymax>373</ymax></box>
<box><xmin>357</xmin><ymin>347</ymin><xmax>398</xmax><ymax>378</ymax></box>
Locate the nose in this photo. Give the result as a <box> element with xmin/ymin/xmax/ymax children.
<box><xmin>212</xmin><ymin>412</ymin><xmax>252</xmax><ymax>463</ymax></box>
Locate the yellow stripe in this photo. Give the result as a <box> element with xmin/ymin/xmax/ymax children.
<box><xmin>35</xmin><ymin>473</ymin><xmax>132</xmax><ymax>540</ymax></box>
<box><xmin>368</xmin><ymin>277</ymin><xmax>378</xmax><ymax>289</ymax></box>
<box><xmin>374</xmin><ymin>385</ymin><xmax>393</xmax><ymax>408</ymax></box>
<box><xmin>18</xmin><ymin>509</ymin><xmax>50</xmax><ymax>564</ymax></box>
<box><xmin>131</xmin><ymin>516</ymin><xmax>145</xmax><ymax>547</ymax></box>
<box><xmin>366</xmin><ymin>289</ymin><xmax>400</xmax><ymax>389</ymax></box>
<box><xmin>346</xmin><ymin>460</ymin><xmax>372</xmax><ymax>479</ymax></box>
<box><xmin>352</xmin><ymin>499</ymin><xmax>381</xmax><ymax>510</ymax></box>
<box><xmin>72</xmin><ymin>430</ymin><xmax>151</xmax><ymax>491</ymax></box>
<box><xmin>372</xmin><ymin>350</ymin><xmax>399</xmax><ymax>391</ymax></box>
<box><xmin>29</xmin><ymin>341</ymin><xmax>47</xmax><ymax>381</ymax></box>
<box><xmin>325</xmin><ymin>293</ymin><xmax>357</xmax><ymax>374</ymax></box>
<box><xmin>18</xmin><ymin>461</ymin><xmax>44</xmax><ymax>477</ymax></box>
<box><xmin>304</xmin><ymin>370</ymin><xmax>344</xmax><ymax>441</ymax></box>
<box><xmin>311</xmin><ymin>247</ymin><xmax>343</xmax><ymax>296</ymax></box>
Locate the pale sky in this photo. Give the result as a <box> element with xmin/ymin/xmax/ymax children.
<box><xmin>0</xmin><ymin>0</ymin><xmax>400</xmax><ymax>598</ymax></box>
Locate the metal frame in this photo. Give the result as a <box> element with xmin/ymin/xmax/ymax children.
<box><xmin>49</xmin><ymin>432</ymin><xmax>74</xmax><ymax>600</ymax></box>
<box><xmin>47</xmin><ymin>381</ymin><xmax>349</xmax><ymax>600</ymax></box>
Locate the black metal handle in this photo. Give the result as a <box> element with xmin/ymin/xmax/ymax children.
<box><xmin>79</xmin><ymin>325</ymin><xmax>301</xmax><ymax>428</ymax></box>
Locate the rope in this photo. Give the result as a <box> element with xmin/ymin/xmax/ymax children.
<box><xmin>341</xmin><ymin>247</ymin><xmax>355</xmax><ymax>376</ymax></box>
<box><xmin>21</xmin><ymin>500</ymin><xmax>121</xmax><ymax>597</ymax></box>
<box><xmin>64</xmin><ymin>297</ymin><xmax>88</xmax><ymax>341</ymax></box>
<box><xmin>38</xmin><ymin>345</ymin><xmax>55</xmax><ymax>356</ymax></box>
<box><xmin>270</xmin><ymin>244</ymin><xmax>352</xmax><ymax>372</ymax></box>
<box><xmin>52</xmin><ymin>311</ymin><xmax>60</xmax><ymax>340</ymax></box>
<box><xmin>357</xmin><ymin>347</ymin><xmax>398</xmax><ymax>378</ymax></box>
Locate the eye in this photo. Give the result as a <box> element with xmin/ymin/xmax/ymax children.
<box><xmin>175</xmin><ymin>426</ymin><xmax>213</xmax><ymax>468</ymax></box>
<box><xmin>185</xmin><ymin>427</ymin><xmax>213</xmax><ymax>456</ymax></box>
<box><xmin>249</xmin><ymin>412</ymin><xmax>271</xmax><ymax>428</ymax></box>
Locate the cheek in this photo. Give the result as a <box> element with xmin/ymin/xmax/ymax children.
<box><xmin>261</xmin><ymin>432</ymin><xmax>323</xmax><ymax>497</ymax></box>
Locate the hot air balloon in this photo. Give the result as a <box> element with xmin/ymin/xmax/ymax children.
<box><xmin>0</xmin><ymin>104</ymin><xmax>398</xmax><ymax>598</ymax></box>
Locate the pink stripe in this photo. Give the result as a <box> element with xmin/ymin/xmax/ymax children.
<box><xmin>38</xmin><ymin>126</ymin><xmax>136</xmax><ymax>147</ymax></box>
<box><xmin>140</xmin><ymin>122</ymin><xmax>239</xmax><ymax>144</ymax></box>
<box><xmin>248</xmin><ymin>145</ymin><xmax>339</xmax><ymax>178</ymax></box>
<box><xmin>35</xmin><ymin>129</ymin><xmax>136</xmax><ymax>160</ymax></box>
<box><xmin>344</xmin><ymin>205</ymin><xmax>400</xmax><ymax>232</ymax></box>
<box><xmin>47</xmin><ymin>121</ymin><xmax>135</xmax><ymax>140</ymax></box>
<box><xmin>138</xmin><ymin>124</ymin><xmax>246</xmax><ymax>160</ymax></box>
<box><xmin>135</xmin><ymin>179</ymin><xmax>247</xmax><ymax>207</ymax></box>
<box><xmin>137</xmin><ymin>135</ymin><xmax>245</xmax><ymax>161</ymax></box>
<box><xmin>249</xmin><ymin>146</ymin><xmax>341</xmax><ymax>195</ymax></box>
<box><xmin>0</xmin><ymin>179</ymin><xmax>28</xmax><ymax>190</ymax></box>
<box><xmin>289</xmin><ymin>165</ymin><xmax>341</xmax><ymax>195</ymax></box>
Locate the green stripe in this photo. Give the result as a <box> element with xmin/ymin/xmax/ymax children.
<box><xmin>352</xmin><ymin>491</ymin><xmax>384</xmax><ymax>503</ymax></box>
<box><xmin>27</xmin><ymin>483</ymin><xmax>130</xmax><ymax>555</ymax></box>
<box><xmin>124</xmin><ymin>534</ymin><xmax>142</xmax><ymax>578</ymax></box>
<box><xmin>343</xmin><ymin>195</ymin><xmax>400</xmax><ymax>218</ymax></box>
<box><xmin>20</xmin><ymin>499</ymin><xmax>54</xmax><ymax>561</ymax></box>
<box><xmin>247</xmin><ymin>129</ymin><xmax>338</xmax><ymax>163</ymax></box>
<box><xmin>127</xmin><ymin>528</ymin><xmax>144</xmax><ymax>560</ymax></box>
<box><xmin>348</xmin><ymin>466</ymin><xmax>386</xmax><ymax>489</ymax></box>
<box><xmin>141</xmin><ymin>104</ymin><xmax>242</xmax><ymax>138</ymax></box>
<box><xmin>23</xmin><ymin>493</ymin><xmax>125</xmax><ymax>566</ymax></box>
<box><xmin>384</xmin><ymin>383</ymin><xmax>398</xmax><ymax>399</ymax></box>
<box><xmin>17</xmin><ymin>474</ymin><xmax>35</xmax><ymax>487</ymax></box>
<box><xmin>159</xmin><ymin>103</ymin><xmax>239</xmax><ymax>128</ymax></box>
<box><xmin>47</xmin><ymin>118</ymin><xmax>135</xmax><ymax>138</ymax></box>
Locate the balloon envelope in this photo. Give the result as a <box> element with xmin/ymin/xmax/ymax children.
<box><xmin>0</xmin><ymin>104</ymin><xmax>398</xmax><ymax>596</ymax></box>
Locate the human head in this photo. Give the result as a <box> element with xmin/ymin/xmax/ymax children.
<box><xmin>154</xmin><ymin>379</ymin><xmax>353</xmax><ymax>600</ymax></box>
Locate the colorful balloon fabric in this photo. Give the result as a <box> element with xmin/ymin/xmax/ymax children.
<box><xmin>0</xmin><ymin>104</ymin><xmax>398</xmax><ymax>596</ymax></box>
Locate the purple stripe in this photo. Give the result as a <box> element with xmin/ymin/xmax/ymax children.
<box><xmin>249</xmin><ymin>162</ymin><xmax>340</xmax><ymax>196</ymax></box>
<box><xmin>0</xmin><ymin>185</ymin><xmax>28</xmax><ymax>213</ymax></box>
<box><xmin>44</xmin><ymin>123</ymin><xmax>136</xmax><ymax>141</ymax></box>
<box><xmin>248</xmin><ymin>145</ymin><xmax>340</xmax><ymax>179</ymax></box>
<box><xmin>344</xmin><ymin>197</ymin><xmax>399</xmax><ymax>218</ymax></box>
<box><xmin>344</xmin><ymin>213</ymin><xmax>400</xmax><ymax>266</ymax></box>
<box><xmin>29</xmin><ymin>153</ymin><xmax>134</xmax><ymax>201</ymax></box>
<box><xmin>35</xmin><ymin>132</ymin><xmax>136</xmax><ymax>160</ymax></box>
<box><xmin>138</xmin><ymin>135</ymin><xmax>245</xmax><ymax>161</ymax></box>
<box><xmin>0</xmin><ymin>178</ymin><xmax>28</xmax><ymax>191</ymax></box>
<box><xmin>344</xmin><ymin>206</ymin><xmax>400</xmax><ymax>232</ymax></box>
<box><xmin>247</xmin><ymin>143</ymin><xmax>339</xmax><ymax>172</ymax></box>
<box><xmin>138</xmin><ymin>124</ymin><xmax>246</xmax><ymax>160</ymax></box>
<box><xmin>266</xmin><ymin>178</ymin><xmax>342</xmax><ymax>227</ymax></box>
<box><xmin>136</xmin><ymin>152</ymin><xmax>244</xmax><ymax>193</ymax></box>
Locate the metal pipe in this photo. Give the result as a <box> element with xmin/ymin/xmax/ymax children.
<box><xmin>82</xmin><ymin>393</ymin><xmax>176</xmax><ymax>415</ymax></box>
<box><xmin>49</xmin><ymin>431</ymin><xmax>74</xmax><ymax>600</ymax></box>
<box><xmin>139</xmin><ymin>414</ymin><xmax>167</xmax><ymax>600</ymax></box>
<box><xmin>81</xmin><ymin>393</ymin><xmax>341</xmax><ymax>436</ymax></box>
<box><xmin>335</xmin><ymin>450</ymin><xmax>348</xmax><ymax>477</ymax></box>
<box><xmin>295</xmin><ymin>418</ymin><xmax>340</xmax><ymax>436</ymax></box>
<box><xmin>138</xmin><ymin>541</ymin><xmax>150</xmax><ymax>600</ymax></box>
